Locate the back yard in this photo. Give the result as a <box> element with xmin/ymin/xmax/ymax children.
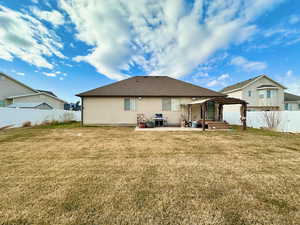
<box><xmin>0</xmin><ymin>123</ymin><xmax>299</xmax><ymax>225</ymax></box>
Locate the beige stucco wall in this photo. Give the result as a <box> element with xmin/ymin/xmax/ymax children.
<box><xmin>13</xmin><ymin>94</ymin><xmax>65</xmax><ymax>109</ymax></box>
<box><xmin>83</xmin><ymin>97</ymin><xmax>193</xmax><ymax>125</ymax></box>
<box><xmin>0</xmin><ymin>74</ymin><xmax>35</xmax><ymax>101</ymax></box>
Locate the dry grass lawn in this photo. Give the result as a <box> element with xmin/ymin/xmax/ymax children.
<box><xmin>0</xmin><ymin>123</ymin><xmax>299</xmax><ymax>225</ymax></box>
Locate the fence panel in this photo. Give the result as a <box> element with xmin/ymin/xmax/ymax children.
<box><xmin>224</xmin><ymin>111</ymin><xmax>300</xmax><ymax>133</ymax></box>
<box><xmin>0</xmin><ymin>108</ymin><xmax>81</xmax><ymax>128</ymax></box>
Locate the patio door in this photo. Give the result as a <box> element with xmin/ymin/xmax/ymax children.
<box><xmin>207</xmin><ymin>102</ymin><xmax>215</xmax><ymax>120</ymax></box>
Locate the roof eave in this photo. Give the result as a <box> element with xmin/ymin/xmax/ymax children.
<box><xmin>77</xmin><ymin>94</ymin><xmax>226</xmax><ymax>97</ymax></box>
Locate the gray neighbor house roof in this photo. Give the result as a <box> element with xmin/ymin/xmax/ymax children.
<box><xmin>36</xmin><ymin>89</ymin><xmax>57</xmax><ymax>97</ymax></box>
<box><xmin>220</xmin><ymin>74</ymin><xmax>286</xmax><ymax>93</ymax></box>
<box><xmin>8</xmin><ymin>102</ymin><xmax>53</xmax><ymax>109</ymax></box>
<box><xmin>77</xmin><ymin>76</ymin><xmax>226</xmax><ymax>98</ymax></box>
<box><xmin>221</xmin><ymin>75</ymin><xmax>261</xmax><ymax>93</ymax></box>
<box><xmin>285</xmin><ymin>92</ymin><xmax>300</xmax><ymax>102</ymax></box>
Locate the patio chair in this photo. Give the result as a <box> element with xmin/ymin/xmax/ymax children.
<box><xmin>137</xmin><ymin>114</ymin><xmax>146</xmax><ymax>126</ymax></box>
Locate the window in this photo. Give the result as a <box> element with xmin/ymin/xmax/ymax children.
<box><xmin>171</xmin><ymin>98</ymin><xmax>181</xmax><ymax>111</ymax></box>
<box><xmin>0</xmin><ymin>100</ymin><xmax>5</xmax><ymax>107</ymax></box>
<box><xmin>162</xmin><ymin>98</ymin><xmax>171</xmax><ymax>111</ymax></box>
<box><xmin>267</xmin><ymin>90</ymin><xmax>271</xmax><ymax>98</ymax></box>
<box><xmin>285</xmin><ymin>103</ymin><xmax>289</xmax><ymax>110</ymax></box>
<box><xmin>124</xmin><ymin>98</ymin><xmax>136</xmax><ymax>111</ymax></box>
<box><xmin>248</xmin><ymin>90</ymin><xmax>251</xmax><ymax>97</ymax></box>
<box><xmin>162</xmin><ymin>98</ymin><xmax>181</xmax><ymax>111</ymax></box>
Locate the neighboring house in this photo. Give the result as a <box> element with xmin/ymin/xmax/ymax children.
<box><xmin>0</xmin><ymin>72</ymin><xmax>67</xmax><ymax>109</ymax></box>
<box><xmin>284</xmin><ymin>93</ymin><xmax>300</xmax><ymax>111</ymax></box>
<box><xmin>221</xmin><ymin>74</ymin><xmax>286</xmax><ymax>112</ymax></box>
<box><xmin>8</xmin><ymin>102</ymin><xmax>53</xmax><ymax>110</ymax></box>
<box><xmin>76</xmin><ymin>76</ymin><xmax>245</xmax><ymax>126</ymax></box>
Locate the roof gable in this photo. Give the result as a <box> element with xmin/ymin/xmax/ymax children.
<box><xmin>77</xmin><ymin>76</ymin><xmax>226</xmax><ymax>97</ymax></box>
<box><xmin>0</xmin><ymin>72</ymin><xmax>38</xmax><ymax>94</ymax></box>
<box><xmin>221</xmin><ymin>74</ymin><xmax>286</xmax><ymax>93</ymax></box>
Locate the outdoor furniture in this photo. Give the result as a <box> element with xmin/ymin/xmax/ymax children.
<box><xmin>137</xmin><ymin>114</ymin><xmax>146</xmax><ymax>128</ymax></box>
<box><xmin>153</xmin><ymin>114</ymin><xmax>167</xmax><ymax>127</ymax></box>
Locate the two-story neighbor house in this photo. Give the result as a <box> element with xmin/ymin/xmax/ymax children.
<box><xmin>284</xmin><ymin>92</ymin><xmax>300</xmax><ymax>111</ymax></box>
<box><xmin>221</xmin><ymin>74</ymin><xmax>286</xmax><ymax>112</ymax></box>
<box><xmin>0</xmin><ymin>72</ymin><xmax>67</xmax><ymax>109</ymax></box>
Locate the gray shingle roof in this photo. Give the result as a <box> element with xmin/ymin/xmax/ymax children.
<box><xmin>285</xmin><ymin>92</ymin><xmax>300</xmax><ymax>101</ymax></box>
<box><xmin>221</xmin><ymin>75</ymin><xmax>262</xmax><ymax>93</ymax></box>
<box><xmin>77</xmin><ymin>76</ymin><xmax>226</xmax><ymax>97</ymax></box>
<box><xmin>7</xmin><ymin>102</ymin><xmax>52</xmax><ymax>109</ymax></box>
<box><xmin>221</xmin><ymin>74</ymin><xmax>286</xmax><ymax>93</ymax></box>
<box><xmin>36</xmin><ymin>89</ymin><xmax>57</xmax><ymax>97</ymax></box>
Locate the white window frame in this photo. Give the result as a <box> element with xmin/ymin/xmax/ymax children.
<box><xmin>162</xmin><ymin>98</ymin><xmax>181</xmax><ymax>112</ymax></box>
<box><xmin>267</xmin><ymin>90</ymin><xmax>271</xmax><ymax>98</ymax></box>
<box><xmin>124</xmin><ymin>97</ymin><xmax>136</xmax><ymax>111</ymax></box>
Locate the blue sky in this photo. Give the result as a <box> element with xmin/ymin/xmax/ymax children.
<box><xmin>0</xmin><ymin>0</ymin><xmax>300</xmax><ymax>102</ymax></box>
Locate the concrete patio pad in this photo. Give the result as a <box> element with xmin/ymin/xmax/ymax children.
<box><xmin>135</xmin><ymin>127</ymin><xmax>204</xmax><ymax>131</ymax></box>
<box><xmin>135</xmin><ymin>127</ymin><xmax>232</xmax><ymax>131</ymax></box>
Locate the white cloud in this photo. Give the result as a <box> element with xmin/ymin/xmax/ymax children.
<box><xmin>231</xmin><ymin>56</ymin><xmax>267</xmax><ymax>71</ymax></box>
<box><xmin>31</xmin><ymin>7</ymin><xmax>65</xmax><ymax>27</ymax></box>
<box><xmin>16</xmin><ymin>72</ymin><xmax>25</xmax><ymax>76</ymax></box>
<box><xmin>289</xmin><ymin>15</ymin><xmax>300</xmax><ymax>25</ymax></box>
<box><xmin>0</xmin><ymin>6</ymin><xmax>65</xmax><ymax>69</ymax></box>
<box><xmin>43</xmin><ymin>72</ymin><xmax>57</xmax><ymax>77</ymax></box>
<box><xmin>207</xmin><ymin>73</ymin><xmax>230</xmax><ymax>87</ymax></box>
<box><xmin>59</xmin><ymin>0</ymin><xmax>282</xmax><ymax>80</ymax></box>
<box><xmin>278</xmin><ymin>70</ymin><xmax>300</xmax><ymax>95</ymax></box>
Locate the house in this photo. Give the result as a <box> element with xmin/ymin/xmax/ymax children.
<box><xmin>77</xmin><ymin>76</ymin><xmax>247</xmax><ymax>129</ymax></box>
<box><xmin>0</xmin><ymin>72</ymin><xmax>67</xmax><ymax>109</ymax></box>
<box><xmin>221</xmin><ymin>74</ymin><xmax>286</xmax><ymax>112</ymax></box>
<box><xmin>284</xmin><ymin>93</ymin><xmax>300</xmax><ymax>111</ymax></box>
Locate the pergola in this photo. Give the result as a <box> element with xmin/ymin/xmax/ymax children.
<box><xmin>187</xmin><ymin>97</ymin><xmax>248</xmax><ymax>131</ymax></box>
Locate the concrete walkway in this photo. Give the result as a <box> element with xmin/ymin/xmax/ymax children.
<box><xmin>135</xmin><ymin>127</ymin><xmax>204</xmax><ymax>131</ymax></box>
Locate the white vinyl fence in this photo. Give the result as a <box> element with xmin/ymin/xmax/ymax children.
<box><xmin>0</xmin><ymin>108</ymin><xmax>81</xmax><ymax>128</ymax></box>
<box><xmin>224</xmin><ymin>111</ymin><xmax>300</xmax><ymax>133</ymax></box>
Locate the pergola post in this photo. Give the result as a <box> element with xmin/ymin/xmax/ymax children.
<box><xmin>241</xmin><ymin>102</ymin><xmax>247</xmax><ymax>131</ymax></box>
<box><xmin>202</xmin><ymin>103</ymin><xmax>206</xmax><ymax>131</ymax></box>
<box><xmin>218</xmin><ymin>104</ymin><xmax>223</xmax><ymax>121</ymax></box>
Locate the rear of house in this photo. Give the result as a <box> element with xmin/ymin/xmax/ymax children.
<box><xmin>77</xmin><ymin>76</ymin><xmax>226</xmax><ymax>126</ymax></box>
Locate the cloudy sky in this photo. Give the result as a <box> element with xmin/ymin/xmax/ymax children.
<box><xmin>0</xmin><ymin>0</ymin><xmax>300</xmax><ymax>102</ymax></box>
